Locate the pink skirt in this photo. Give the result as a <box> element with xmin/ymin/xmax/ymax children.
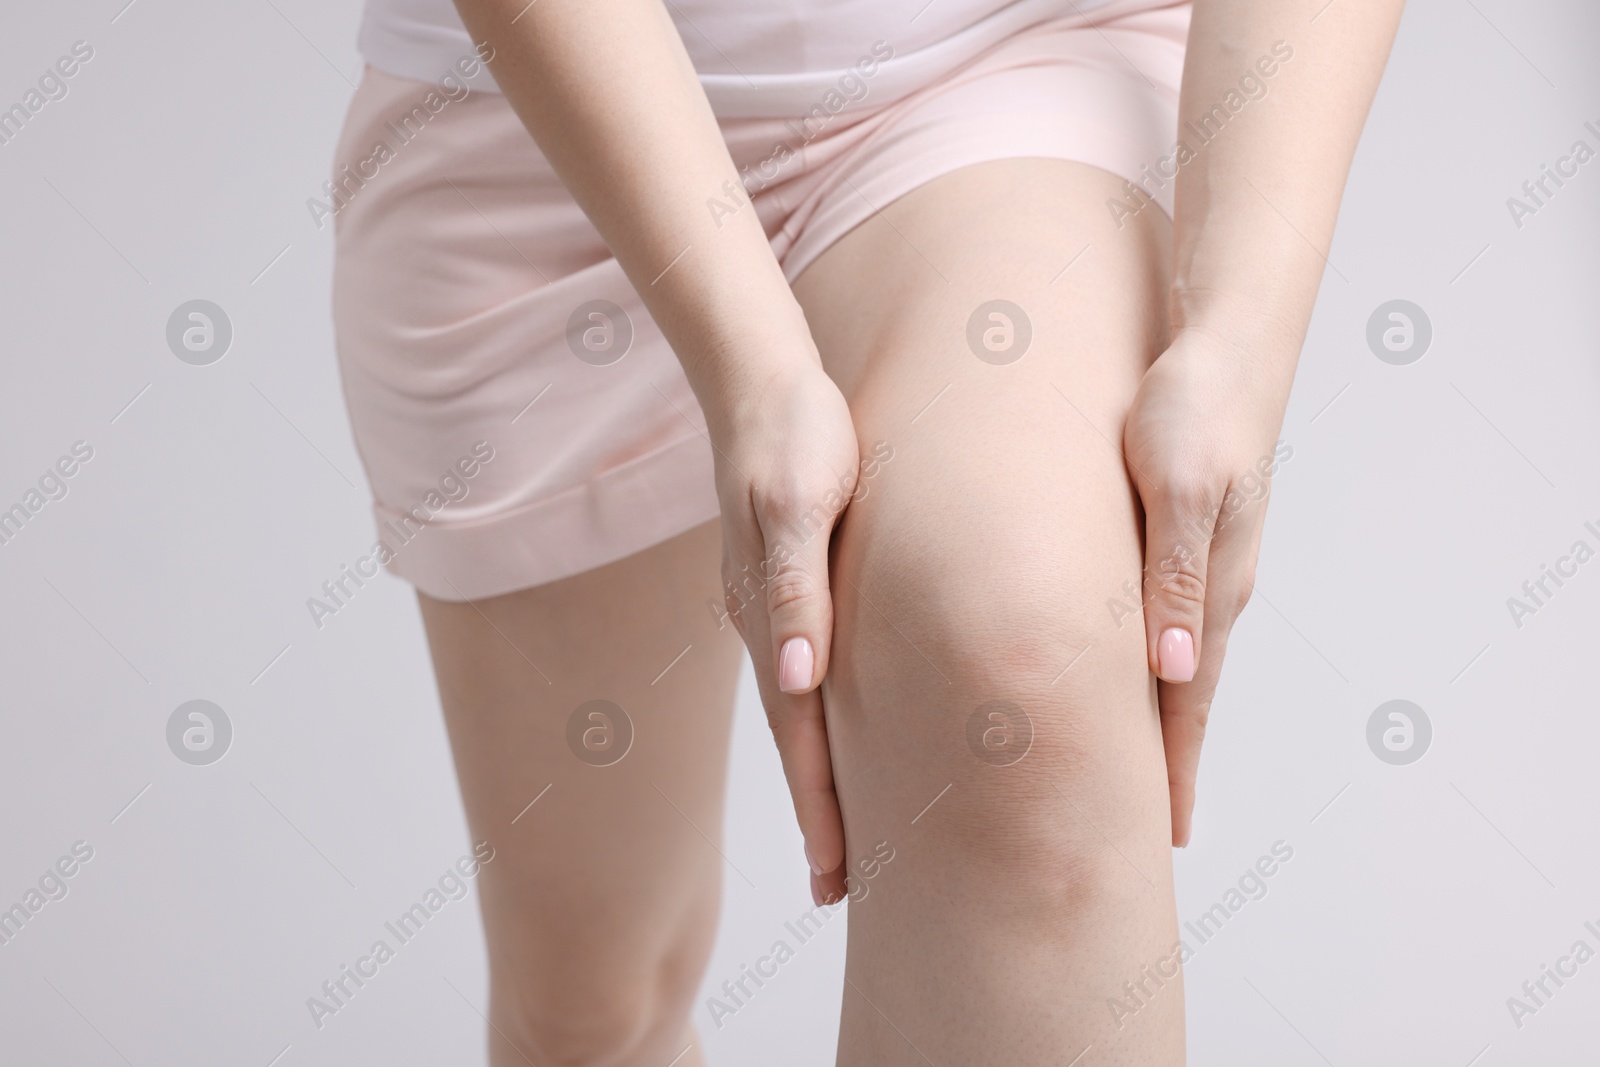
<box><xmin>330</xmin><ymin>0</ymin><xmax>1190</xmax><ymax>601</ymax></box>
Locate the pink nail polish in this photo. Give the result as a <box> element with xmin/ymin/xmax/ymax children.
<box><xmin>809</xmin><ymin>873</ymin><xmax>824</xmax><ymax>907</ymax></box>
<box><xmin>1157</xmin><ymin>628</ymin><xmax>1195</xmax><ymax>683</ymax></box>
<box><xmin>778</xmin><ymin>636</ymin><xmax>814</xmax><ymax>693</ymax></box>
<box><xmin>804</xmin><ymin>842</ymin><xmax>824</xmax><ymax>875</ymax></box>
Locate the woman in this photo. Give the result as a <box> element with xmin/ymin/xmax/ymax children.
<box><xmin>330</xmin><ymin>0</ymin><xmax>1402</xmax><ymax>1061</ymax></box>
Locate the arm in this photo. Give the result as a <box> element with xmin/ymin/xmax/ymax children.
<box><xmin>452</xmin><ymin>0</ymin><xmax>856</xmax><ymax>892</ymax></box>
<box><xmin>450</xmin><ymin>0</ymin><xmax>802</xmax><ymax>402</ymax></box>
<box><xmin>1125</xmin><ymin>0</ymin><xmax>1406</xmax><ymax>845</ymax></box>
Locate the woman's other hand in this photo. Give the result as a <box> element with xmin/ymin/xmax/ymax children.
<box><xmin>710</xmin><ymin>353</ymin><xmax>859</xmax><ymax>904</ymax></box>
<box><xmin>1123</xmin><ymin>324</ymin><xmax>1295</xmax><ymax>848</ymax></box>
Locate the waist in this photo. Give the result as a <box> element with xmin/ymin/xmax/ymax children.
<box><xmin>356</xmin><ymin>0</ymin><xmax>1165</xmax><ymax>118</ymax></box>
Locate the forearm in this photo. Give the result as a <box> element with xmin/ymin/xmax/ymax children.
<box><xmin>451</xmin><ymin>0</ymin><xmax>813</xmax><ymax>420</ymax></box>
<box><xmin>1171</xmin><ymin>0</ymin><xmax>1405</xmax><ymax>360</ymax></box>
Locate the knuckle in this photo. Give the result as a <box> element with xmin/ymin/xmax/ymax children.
<box><xmin>755</xmin><ymin>476</ymin><xmax>811</xmax><ymax>524</ymax></box>
<box><xmin>757</xmin><ymin>478</ymin><xmax>846</xmax><ymax>546</ymax></box>
<box><xmin>1170</xmin><ymin>692</ymin><xmax>1215</xmax><ymax>735</ymax></box>
<box><xmin>1158</xmin><ymin>471</ymin><xmax>1217</xmax><ymax>514</ymax></box>
<box><xmin>1151</xmin><ymin>557</ymin><xmax>1206</xmax><ymax>608</ymax></box>
<box><xmin>765</xmin><ymin>567</ymin><xmax>817</xmax><ymax>617</ymax></box>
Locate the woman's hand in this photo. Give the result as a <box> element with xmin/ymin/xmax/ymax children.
<box><xmin>451</xmin><ymin>0</ymin><xmax>870</xmax><ymax>902</ymax></box>
<box><xmin>710</xmin><ymin>355</ymin><xmax>859</xmax><ymax>904</ymax></box>
<box><xmin>1129</xmin><ymin>0</ymin><xmax>1403</xmax><ymax>847</ymax></box>
<box><xmin>1123</xmin><ymin>324</ymin><xmax>1295</xmax><ymax>848</ymax></box>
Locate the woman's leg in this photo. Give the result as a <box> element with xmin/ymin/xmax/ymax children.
<box><xmin>417</xmin><ymin>519</ymin><xmax>743</xmax><ymax>1067</ymax></box>
<box><xmin>792</xmin><ymin>159</ymin><xmax>1185</xmax><ymax>1064</ymax></box>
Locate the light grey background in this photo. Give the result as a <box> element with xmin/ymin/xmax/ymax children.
<box><xmin>1</xmin><ymin>0</ymin><xmax>1596</xmax><ymax>1064</ymax></box>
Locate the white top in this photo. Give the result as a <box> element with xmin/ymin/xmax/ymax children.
<box><xmin>357</xmin><ymin>0</ymin><xmax>1122</xmax><ymax>117</ymax></box>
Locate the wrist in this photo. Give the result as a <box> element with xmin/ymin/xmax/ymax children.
<box><xmin>1167</xmin><ymin>286</ymin><xmax>1306</xmax><ymax>367</ymax></box>
<box><xmin>646</xmin><ymin>263</ymin><xmax>821</xmax><ymax>429</ymax></box>
<box><xmin>678</xmin><ymin>317</ymin><xmax>824</xmax><ymax>440</ymax></box>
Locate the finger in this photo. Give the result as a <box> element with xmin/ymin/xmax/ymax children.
<box><xmin>1140</xmin><ymin>481</ymin><xmax>1221</xmax><ymax>683</ymax></box>
<box><xmin>1159</xmin><ymin>675</ymin><xmax>1207</xmax><ymax>848</ymax></box>
<box><xmin>731</xmin><ymin>478</ymin><xmax>852</xmax><ymax>876</ymax></box>
<box><xmin>810</xmin><ymin>862</ymin><xmax>848</xmax><ymax>907</ymax></box>
<box><xmin>724</xmin><ymin>498</ymin><xmax>849</xmax><ymax>876</ymax></box>
<box><xmin>1159</xmin><ymin>509</ymin><xmax>1262</xmax><ymax>847</ymax></box>
<box><xmin>763</xmin><ymin>681</ymin><xmax>848</xmax><ymax>876</ymax></box>
<box><xmin>755</xmin><ymin>486</ymin><xmax>845</xmax><ymax>696</ymax></box>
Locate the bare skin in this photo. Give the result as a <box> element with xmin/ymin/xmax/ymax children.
<box><xmin>420</xmin><ymin>158</ymin><xmax>1187</xmax><ymax>1065</ymax></box>
<box><xmin>412</xmin><ymin>0</ymin><xmax>1405</xmax><ymax>1063</ymax></box>
<box><xmin>796</xmin><ymin>157</ymin><xmax>1185</xmax><ymax>1063</ymax></box>
<box><xmin>418</xmin><ymin>519</ymin><xmax>741</xmax><ymax>1067</ymax></box>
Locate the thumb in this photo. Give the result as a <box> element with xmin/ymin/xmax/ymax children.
<box><xmin>758</xmin><ymin>504</ymin><xmax>838</xmax><ymax>696</ymax></box>
<box><xmin>1141</xmin><ymin>486</ymin><xmax>1218</xmax><ymax>683</ymax></box>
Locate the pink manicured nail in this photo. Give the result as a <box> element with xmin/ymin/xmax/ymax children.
<box><xmin>1157</xmin><ymin>628</ymin><xmax>1195</xmax><ymax>683</ymax></box>
<box><xmin>804</xmin><ymin>841</ymin><xmax>824</xmax><ymax>876</ymax></box>
<box><xmin>809</xmin><ymin>870</ymin><xmax>824</xmax><ymax>907</ymax></box>
<box><xmin>778</xmin><ymin>636</ymin><xmax>814</xmax><ymax>693</ymax></box>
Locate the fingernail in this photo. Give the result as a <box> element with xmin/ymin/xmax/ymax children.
<box><xmin>1157</xmin><ymin>628</ymin><xmax>1195</xmax><ymax>682</ymax></box>
<box><xmin>809</xmin><ymin>871</ymin><xmax>824</xmax><ymax>907</ymax></box>
<box><xmin>804</xmin><ymin>841</ymin><xmax>824</xmax><ymax>876</ymax></box>
<box><xmin>778</xmin><ymin>636</ymin><xmax>814</xmax><ymax>694</ymax></box>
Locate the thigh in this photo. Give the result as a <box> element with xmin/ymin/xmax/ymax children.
<box><xmin>417</xmin><ymin>519</ymin><xmax>744</xmax><ymax>1064</ymax></box>
<box><xmin>793</xmin><ymin>159</ymin><xmax>1183</xmax><ymax>1063</ymax></box>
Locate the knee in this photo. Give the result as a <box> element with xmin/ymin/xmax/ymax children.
<box><xmin>829</xmin><ymin>482</ymin><xmax>1151</xmax><ymax>759</ymax></box>
<box><xmin>826</xmin><ymin>493</ymin><xmax>1168</xmax><ymax>904</ymax></box>
<box><xmin>505</xmin><ymin>990</ymin><xmax>652</xmax><ymax>1067</ymax></box>
<box><xmin>497</xmin><ymin>965</ymin><xmax>692</xmax><ymax>1067</ymax></box>
<box><xmin>491</xmin><ymin>921</ymin><xmax>708</xmax><ymax>1066</ymax></box>
<box><xmin>927</xmin><ymin>655</ymin><xmax>1166</xmax><ymax>906</ymax></box>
